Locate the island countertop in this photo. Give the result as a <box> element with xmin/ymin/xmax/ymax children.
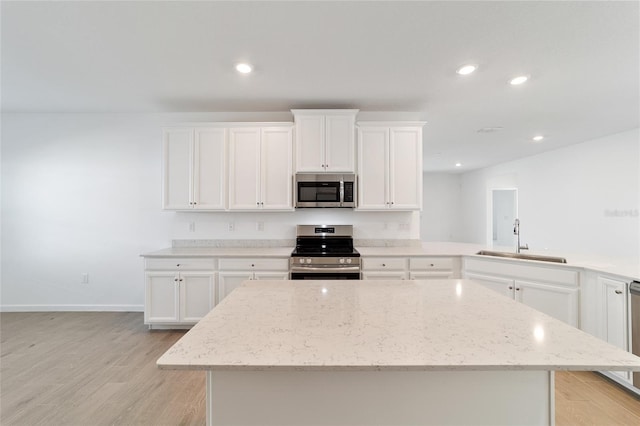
<box><xmin>157</xmin><ymin>279</ymin><xmax>640</xmax><ymax>372</ymax></box>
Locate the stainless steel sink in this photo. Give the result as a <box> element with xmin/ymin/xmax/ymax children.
<box><xmin>476</xmin><ymin>250</ymin><xmax>567</xmax><ymax>264</ymax></box>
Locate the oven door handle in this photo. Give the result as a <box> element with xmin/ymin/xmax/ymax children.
<box><xmin>290</xmin><ymin>266</ymin><xmax>361</xmax><ymax>273</ymax></box>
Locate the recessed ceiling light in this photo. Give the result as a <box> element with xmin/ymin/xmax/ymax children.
<box><xmin>509</xmin><ymin>75</ymin><xmax>529</xmax><ymax>85</ymax></box>
<box><xmin>455</xmin><ymin>163</ymin><xmax>462</xmax><ymax>167</ymax></box>
<box><xmin>456</xmin><ymin>64</ymin><xmax>477</xmax><ymax>75</ymax></box>
<box><xmin>235</xmin><ymin>63</ymin><xmax>253</xmax><ymax>74</ymax></box>
<box><xmin>532</xmin><ymin>135</ymin><xmax>544</xmax><ymax>142</ymax></box>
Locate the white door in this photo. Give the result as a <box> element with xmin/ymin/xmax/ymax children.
<box><xmin>389</xmin><ymin>127</ymin><xmax>422</xmax><ymax>210</ymax></box>
<box><xmin>295</xmin><ymin>114</ymin><xmax>325</xmax><ymax>172</ymax></box>
<box><xmin>325</xmin><ymin>114</ymin><xmax>355</xmax><ymax>172</ymax></box>
<box><xmin>357</xmin><ymin>127</ymin><xmax>389</xmax><ymax>210</ymax></box>
<box><xmin>515</xmin><ymin>280</ymin><xmax>579</xmax><ymax>327</ymax></box>
<box><xmin>261</xmin><ymin>127</ymin><xmax>293</xmax><ymax>210</ymax></box>
<box><xmin>218</xmin><ymin>272</ymin><xmax>253</xmax><ymax>303</ymax></box>
<box><xmin>193</xmin><ymin>128</ymin><xmax>226</xmax><ymax>210</ymax></box>
<box><xmin>180</xmin><ymin>272</ymin><xmax>216</xmax><ymax>322</ymax></box>
<box><xmin>163</xmin><ymin>128</ymin><xmax>193</xmax><ymax>209</ymax></box>
<box><xmin>465</xmin><ymin>272</ymin><xmax>514</xmax><ymax>299</ymax></box>
<box><xmin>145</xmin><ymin>272</ymin><xmax>180</xmax><ymax>323</ymax></box>
<box><xmin>229</xmin><ymin>128</ymin><xmax>261</xmax><ymax>210</ymax></box>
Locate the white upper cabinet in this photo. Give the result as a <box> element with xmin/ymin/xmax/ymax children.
<box><xmin>228</xmin><ymin>125</ymin><xmax>293</xmax><ymax>211</ymax></box>
<box><xmin>292</xmin><ymin>109</ymin><xmax>358</xmax><ymax>172</ymax></box>
<box><xmin>163</xmin><ymin>127</ymin><xmax>226</xmax><ymax>210</ymax></box>
<box><xmin>357</xmin><ymin>122</ymin><xmax>425</xmax><ymax>210</ymax></box>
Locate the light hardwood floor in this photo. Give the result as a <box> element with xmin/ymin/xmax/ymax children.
<box><xmin>1</xmin><ymin>312</ymin><xmax>639</xmax><ymax>425</ymax></box>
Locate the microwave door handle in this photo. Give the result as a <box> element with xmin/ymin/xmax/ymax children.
<box><xmin>339</xmin><ymin>180</ymin><xmax>344</xmax><ymax>207</ymax></box>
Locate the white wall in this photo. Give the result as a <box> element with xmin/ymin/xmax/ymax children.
<box><xmin>458</xmin><ymin>128</ymin><xmax>640</xmax><ymax>260</ymax></box>
<box><xmin>0</xmin><ymin>112</ymin><xmax>419</xmax><ymax>310</ymax></box>
<box><xmin>420</xmin><ymin>173</ymin><xmax>461</xmax><ymax>242</ymax></box>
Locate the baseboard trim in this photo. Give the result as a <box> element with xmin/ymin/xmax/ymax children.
<box><xmin>0</xmin><ymin>304</ymin><xmax>144</xmax><ymax>312</ymax></box>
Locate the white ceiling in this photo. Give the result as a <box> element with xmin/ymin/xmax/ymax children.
<box><xmin>2</xmin><ymin>1</ymin><xmax>638</xmax><ymax>172</ymax></box>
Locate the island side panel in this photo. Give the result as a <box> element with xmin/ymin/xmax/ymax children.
<box><xmin>207</xmin><ymin>370</ymin><xmax>553</xmax><ymax>426</ymax></box>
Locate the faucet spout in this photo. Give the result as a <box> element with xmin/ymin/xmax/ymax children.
<box><xmin>513</xmin><ymin>218</ymin><xmax>528</xmax><ymax>253</ymax></box>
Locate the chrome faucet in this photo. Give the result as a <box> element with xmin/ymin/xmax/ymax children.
<box><xmin>513</xmin><ymin>219</ymin><xmax>529</xmax><ymax>253</ymax></box>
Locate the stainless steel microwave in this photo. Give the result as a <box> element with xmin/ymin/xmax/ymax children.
<box><xmin>294</xmin><ymin>173</ymin><xmax>356</xmax><ymax>208</ymax></box>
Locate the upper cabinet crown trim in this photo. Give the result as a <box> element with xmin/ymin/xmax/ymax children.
<box><xmin>291</xmin><ymin>109</ymin><xmax>359</xmax><ymax>115</ymax></box>
<box><xmin>357</xmin><ymin>121</ymin><xmax>427</xmax><ymax>127</ymax></box>
<box><xmin>162</xmin><ymin>122</ymin><xmax>294</xmax><ymax>129</ymax></box>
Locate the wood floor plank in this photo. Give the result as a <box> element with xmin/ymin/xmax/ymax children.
<box><xmin>2</xmin><ymin>312</ymin><xmax>640</xmax><ymax>425</ymax></box>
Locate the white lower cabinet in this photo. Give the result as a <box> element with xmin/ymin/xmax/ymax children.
<box><xmin>218</xmin><ymin>258</ymin><xmax>289</xmax><ymax>302</ymax></box>
<box><xmin>410</xmin><ymin>257</ymin><xmax>459</xmax><ymax>280</ymax></box>
<box><xmin>144</xmin><ymin>257</ymin><xmax>217</xmax><ymax>328</ymax></box>
<box><xmin>145</xmin><ymin>270</ymin><xmax>216</xmax><ymax>326</ymax></box>
<box><xmin>596</xmin><ymin>274</ymin><xmax>631</xmax><ymax>383</ymax></box>
<box><xmin>361</xmin><ymin>257</ymin><xmax>408</xmax><ymax>280</ymax></box>
<box><xmin>463</xmin><ymin>258</ymin><xmax>580</xmax><ymax>327</ymax></box>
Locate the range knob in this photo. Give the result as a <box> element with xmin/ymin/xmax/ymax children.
<box><xmin>305</xmin><ymin>258</ymin><xmax>312</xmax><ymax>264</ymax></box>
<box><xmin>299</xmin><ymin>258</ymin><xmax>304</xmax><ymax>264</ymax></box>
<box><xmin>339</xmin><ymin>258</ymin><xmax>345</xmax><ymax>264</ymax></box>
<box><xmin>346</xmin><ymin>258</ymin><xmax>352</xmax><ymax>264</ymax></box>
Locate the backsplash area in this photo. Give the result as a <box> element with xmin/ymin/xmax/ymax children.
<box><xmin>169</xmin><ymin>210</ymin><xmax>421</xmax><ymax>241</ymax></box>
<box><xmin>172</xmin><ymin>239</ymin><xmax>421</xmax><ymax>248</ymax></box>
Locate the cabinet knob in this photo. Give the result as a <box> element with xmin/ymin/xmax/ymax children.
<box><xmin>382</xmin><ymin>263</ymin><xmax>386</xmax><ymax>267</ymax></box>
<box><xmin>256</xmin><ymin>202</ymin><xmax>259</xmax><ymax>205</ymax></box>
<box><xmin>430</xmin><ymin>264</ymin><xmax>434</xmax><ymax>267</ymax></box>
<box><xmin>391</xmin><ymin>201</ymin><xmax>394</xmax><ymax>205</ymax></box>
<box><xmin>174</xmin><ymin>278</ymin><xmax>178</xmax><ymax>282</ymax></box>
<box><xmin>179</xmin><ymin>279</ymin><xmax>183</xmax><ymax>282</ymax></box>
<box><xmin>615</xmin><ymin>290</ymin><xmax>623</xmax><ymax>294</ymax></box>
<box><xmin>508</xmin><ymin>286</ymin><xmax>513</xmax><ymax>290</ymax></box>
<box><xmin>515</xmin><ymin>288</ymin><xmax>520</xmax><ymax>291</ymax></box>
<box><xmin>251</xmin><ymin>264</ymin><xmax>255</xmax><ymax>267</ymax></box>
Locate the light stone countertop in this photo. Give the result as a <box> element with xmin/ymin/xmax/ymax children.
<box><xmin>157</xmin><ymin>279</ymin><xmax>640</xmax><ymax>372</ymax></box>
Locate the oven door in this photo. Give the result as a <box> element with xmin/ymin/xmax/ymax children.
<box><xmin>290</xmin><ymin>265</ymin><xmax>361</xmax><ymax>280</ymax></box>
<box><xmin>290</xmin><ymin>271</ymin><xmax>361</xmax><ymax>280</ymax></box>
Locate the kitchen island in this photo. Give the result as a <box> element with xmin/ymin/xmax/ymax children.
<box><xmin>157</xmin><ymin>279</ymin><xmax>640</xmax><ymax>425</ymax></box>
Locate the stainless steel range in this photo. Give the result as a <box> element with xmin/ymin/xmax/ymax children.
<box><xmin>290</xmin><ymin>225</ymin><xmax>361</xmax><ymax>280</ymax></box>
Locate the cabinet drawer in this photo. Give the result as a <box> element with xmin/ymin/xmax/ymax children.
<box><xmin>410</xmin><ymin>257</ymin><xmax>454</xmax><ymax>271</ymax></box>
<box><xmin>362</xmin><ymin>257</ymin><xmax>408</xmax><ymax>271</ymax></box>
<box><xmin>218</xmin><ymin>258</ymin><xmax>289</xmax><ymax>271</ymax></box>
<box><xmin>145</xmin><ymin>257</ymin><xmax>216</xmax><ymax>271</ymax></box>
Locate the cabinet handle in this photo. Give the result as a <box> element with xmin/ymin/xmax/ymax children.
<box><xmin>430</xmin><ymin>264</ymin><xmax>435</xmax><ymax>267</ymax></box>
<box><xmin>391</xmin><ymin>201</ymin><xmax>394</xmax><ymax>205</ymax></box>
<box><xmin>615</xmin><ymin>290</ymin><xmax>623</xmax><ymax>294</ymax></box>
<box><xmin>382</xmin><ymin>264</ymin><xmax>386</xmax><ymax>267</ymax></box>
<box><xmin>515</xmin><ymin>288</ymin><xmax>520</xmax><ymax>291</ymax></box>
<box><xmin>251</xmin><ymin>264</ymin><xmax>255</xmax><ymax>267</ymax></box>
<box><xmin>174</xmin><ymin>278</ymin><xmax>178</xmax><ymax>282</ymax></box>
<box><xmin>508</xmin><ymin>286</ymin><xmax>513</xmax><ymax>290</ymax></box>
<box><xmin>176</xmin><ymin>264</ymin><xmax>180</xmax><ymax>267</ymax></box>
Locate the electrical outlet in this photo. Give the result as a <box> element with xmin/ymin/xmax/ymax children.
<box><xmin>257</xmin><ymin>221</ymin><xmax>264</xmax><ymax>231</ymax></box>
<box><xmin>228</xmin><ymin>222</ymin><xmax>235</xmax><ymax>232</ymax></box>
<box><xmin>189</xmin><ymin>222</ymin><xmax>195</xmax><ymax>232</ymax></box>
<box><xmin>81</xmin><ymin>273</ymin><xmax>89</xmax><ymax>284</ymax></box>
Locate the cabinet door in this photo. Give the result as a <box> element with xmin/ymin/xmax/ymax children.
<box><xmin>163</xmin><ymin>128</ymin><xmax>193</xmax><ymax>210</ymax></box>
<box><xmin>229</xmin><ymin>128</ymin><xmax>261</xmax><ymax>210</ymax></box>
<box><xmin>253</xmin><ymin>271</ymin><xmax>290</xmax><ymax>280</ymax></box>
<box><xmin>180</xmin><ymin>272</ymin><xmax>216</xmax><ymax>322</ymax></box>
<box><xmin>357</xmin><ymin>127</ymin><xmax>389</xmax><ymax>210</ymax></box>
<box><xmin>465</xmin><ymin>272</ymin><xmax>514</xmax><ymax>299</ymax></box>
<box><xmin>261</xmin><ymin>127</ymin><xmax>293</xmax><ymax>210</ymax></box>
<box><xmin>389</xmin><ymin>127</ymin><xmax>422</xmax><ymax>210</ymax></box>
<box><xmin>362</xmin><ymin>271</ymin><xmax>408</xmax><ymax>280</ymax></box>
<box><xmin>193</xmin><ymin>128</ymin><xmax>226</xmax><ymax>210</ymax></box>
<box><xmin>600</xmin><ymin>277</ymin><xmax>630</xmax><ymax>382</ymax></box>
<box><xmin>145</xmin><ymin>272</ymin><xmax>180</xmax><ymax>323</ymax></box>
<box><xmin>515</xmin><ymin>280</ymin><xmax>579</xmax><ymax>327</ymax></box>
<box><xmin>324</xmin><ymin>114</ymin><xmax>355</xmax><ymax>172</ymax></box>
<box><xmin>295</xmin><ymin>114</ymin><xmax>325</xmax><ymax>172</ymax></box>
<box><xmin>410</xmin><ymin>272</ymin><xmax>454</xmax><ymax>280</ymax></box>
<box><xmin>218</xmin><ymin>272</ymin><xmax>253</xmax><ymax>303</ymax></box>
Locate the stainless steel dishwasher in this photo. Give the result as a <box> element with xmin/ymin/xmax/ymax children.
<box><xmin>630</xmin><ymin>281</ymin><xmax>640</xmax><ymax>387</ymax></box>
